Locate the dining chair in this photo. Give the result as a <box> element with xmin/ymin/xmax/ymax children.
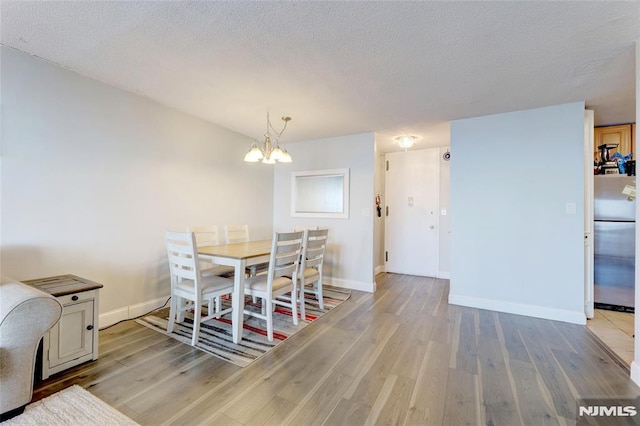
<box><xmin>293</xmin><ymin>225</ymin><xmax>319</xmax><ymax>231</ymax></box>
<box><xmin>224</xmin><ymin>224</ymin><xmax>250</xmax><ymax>243</ymax></box>
<box><xmin>225</xmin><ymin>224</ymin><xmax>268</xmax><ymax>279</ymax></box>
<box><xmin>298</xmin><ymin>228</ymin><xmax>329</xmax><ymax>319</ymax></box>
<box><xmin>187</xmin><ymin>226</ymin><xmax>235</xmax><ymax>312</ymax></box>
<box><xmin>165</xmin><ymin>231</ymin><xmax>235</xmax><ymax>346</ymax></box>
<box><xmin>243</xmin><ymin>231</ymin><xmax>304</xmax><ymax>342</ymax></box>
<box><xmin>186</xmin><ymin>226</ymin><xmax>235</xmax><ymax>277</ymax></box>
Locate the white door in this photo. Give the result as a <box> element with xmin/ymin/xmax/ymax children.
<box><xmin>385</xmin><ymin>148</ymin><xmax>440</xmax><ymax>276</ymax></box>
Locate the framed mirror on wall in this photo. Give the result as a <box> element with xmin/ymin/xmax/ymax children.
<box><xmin>291</xmin><ymin>168</ymin><xmax>350</xmax><ymax>218</ymax></box>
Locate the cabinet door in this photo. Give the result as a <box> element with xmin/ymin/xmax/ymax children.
<box><xmin>633</xmin><ymin>124</ymin><xmax>636</xmax><ymax>159</ymax></box>
<box><xmin>594</xmin><ymin>124</ymin><xmax>632</xmax><ymax>161</ymax></box>
<box><xmin>48</xmin><ymin>300</ymin><xmax>94</xmax><ymax>368</ymax></box>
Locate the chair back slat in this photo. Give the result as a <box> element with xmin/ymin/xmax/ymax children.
<box><xmin>165</xmin><ymin>231</ymin><xmax>199</xmax><ymax>282</ymax></box>
<box><xmin>225</xmin><ymin>224</ymin><xmax>250</xmax><ymax>243</ymax></box>
<box><xmin>301</xmin><ymin>229</ymin><xmax>328</xmax><ymax>270</ymax></box>
<box><xmin>269</xmin><ymin>231</ymin><xmax>304</xmax><ymax>279</ymax></box>
<box><xmin>187</xmin><ymin>226</ymin><xmax>222</xmax><ymax>247</ymax></box>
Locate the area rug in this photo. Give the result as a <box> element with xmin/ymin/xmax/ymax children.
<box><xmin>5</xmin><ymin>385</ymin><xmax>138</xmax><ymax>425</ymax></box>
<box><xmin>136</xmin><ymin>286</ymin><xmax>350</xmax><ymax>367</ymax></box>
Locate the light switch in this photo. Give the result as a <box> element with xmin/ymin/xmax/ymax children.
<box><xmin>408</xmin><ymin>197</ymin><xmax>414</xmax><ymax>207</ymax></box>
<box><xmin>441</xmin><ymin>209</ymin><xmax>447</xmax><ymax>216</ymax></box>
<box><xmin>565</xmin><ymin>202</ymin><xmax>576</xmax><ymax>215</ymax></box>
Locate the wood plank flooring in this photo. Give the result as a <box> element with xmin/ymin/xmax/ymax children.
<box><xmin>32</xmin><ymin>274</ymin><xmax>640</xmax><ymax>425</ymax></box>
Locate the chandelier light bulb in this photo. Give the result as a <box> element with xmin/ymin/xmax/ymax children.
<box><xmin>280</xmin><ymin>148</ymin><xmax>292</xmax><ymax>163</ymax></box>
<box><xmin>243</xmin><ymin>143</ymin><xmax>263</xmax><ymax>162</ymax></box>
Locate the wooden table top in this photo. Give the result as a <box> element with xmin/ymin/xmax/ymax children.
<box><xmin>23</xmin><ymin>274</ymin><xmax>103</xmax><ymax>297</ymax></box>
<box><xmin>197</xmin><ymin>240</ymin><xmax>272</xmax><ymax>260</ymax></box>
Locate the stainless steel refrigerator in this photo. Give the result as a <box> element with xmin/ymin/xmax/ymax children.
<box><xmin>594</xmin><ymin>175</ymin><xmax>636</xmax><ymax>311</ymax></box>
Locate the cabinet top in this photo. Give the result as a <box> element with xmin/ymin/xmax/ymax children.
<box><xmin>23</xmin><ymin>274</ymin><xmax>103</xmax><ymax>297</ymax></box>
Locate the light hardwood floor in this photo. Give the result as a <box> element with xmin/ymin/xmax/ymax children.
<box><xmin>587</xmin><ymin>309</ymin><xmax>634</xmax><ymax>366</ymax></box>
<box><xmin>33</xmin><ymin>274</ymin><xmax>640</xmax><ymax>425</ymax></box>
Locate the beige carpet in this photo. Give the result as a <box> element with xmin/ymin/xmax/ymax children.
<box><xmin>5</xmin><ymin>385</ymin><xmax>138</xmax><ymax>425</ymax></box>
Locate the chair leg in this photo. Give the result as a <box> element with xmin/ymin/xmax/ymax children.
<box><xmin>192</xmin><ymin>298</ymin><xmax>201</xmax><ymax>346</ymax></box>
<box><xmin>317</xmin><ymin>279</ymin><xmax>324</xmax><ymax>310</ymax></box>
<box><xmin>248</xmin><ymin>268</ymin><xmax>258</xmax><ymax>304</ymax></box>
<box><xmin>299</xmin><ymin>281</ymin><xmax>306</xmax><ymax>320</ymax></box>
<box><xmin>265</xmin><ymin>297</ymin><xmax>274</xmax><ymax>342</ymax></box>
<box><xmin>177</xmin><ymin>297</ymin><xmax>186</xmax><ymax>323</ymax></box>
<box><xmin>167</xmin><ymin>295</ymin><xmax>177</xmax><ymax>333</ymax></box>
<box><xmin>291</xmin><ymin>287</ymin><xmax>299</xmax><ymax>326</ymax></box>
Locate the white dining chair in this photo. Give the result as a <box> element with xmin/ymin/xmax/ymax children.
<box><xmin>187</xmin><ymin>226</ymin><xmax>235</xmax><ymax>313</ymax></box>
<box><xmin>298</xmin><ymin>228</ymin><xmax>329</xmax><ymax>319</ymax></box>
<box><xmin>225</xmin><ymin>224</ymin><xmax>268</xmax><ymax>279</ymax></box>
<box><xmin>293</xmin><ymin>225</ymin><xmax>319</xmax><ymax>231</ymax></box>
<box><xmin>224</xmin><ymin>224</ymin><xmax>250</xmax><ymax>244</ymax></box>
<box><xmin>243</xmin><ymin>231</ymin><xmax>304</xmax><ymax>342</ymax></box>
<box><xmin>165</xmin><ymin>231</ymin><xmax>235</xmax><ymax>346</ymax></box>
<box><xmin>186</xmin><ymin>226</ymin><xmax>235</xmax><ymax>277</ymax></box>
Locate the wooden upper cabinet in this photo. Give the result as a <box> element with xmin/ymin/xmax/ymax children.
<box><xmin>633</xmin><ymin>124</ymin><xmax>636</xmax><ymax>158</ymax></box>
<box><xmin>593</xmin><ymin>124</ymin><xmax>633</xmax><ymax>162</ymax></box>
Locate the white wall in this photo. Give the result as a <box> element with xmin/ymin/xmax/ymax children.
<box><xmin>450</xmin><ymin>102</ymin><xmax>586</xmax><ymax>324</ymax></box>
<box><xmin>273</xmin><ymin>133</ymin><xmax>376</xmax><ymax>292</ymax></box>
<box><xmin>0</xmin><ymin>47</ymin><xmax>274</xmax><ymax>325</ymax></box>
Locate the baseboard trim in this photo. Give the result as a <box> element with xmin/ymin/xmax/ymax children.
<box><xmin>326</xmin><ymin>277</ymin><xmax>375</xmax><ymax>293</ymax></box>
<box><xmin>375</xmin><ymin>265</ymin><xmax>385</xmax><ymax>276</ymax></box>
<box><xmin>99</xmin><ymin>295</ymin><xmax>170</xmax><ymax>329</ymax></box>
<box><xmin>448</xmin><ymin>293</ymin><xmax>586</xmax><ymax>325</ymax></box>
<box><xmin>631</xmin><ymin>361</ymin><xmax>640</xmax><ymax>386</ymax></box>
<box><xmin>99</xmin><ymin>308</ymin><xmax>128</xmax><ymax>329</ymax></box>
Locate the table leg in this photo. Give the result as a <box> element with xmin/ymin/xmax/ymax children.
<box><xmin>231</xmin><ymin>259</ymin><xmax>246</xmax><ymax>343</ymax></box>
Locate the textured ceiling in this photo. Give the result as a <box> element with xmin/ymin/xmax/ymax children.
<box><xmin>1</xmin><ymin>1</ymin><xmax>638</xmax><ymax>152</ymax></box>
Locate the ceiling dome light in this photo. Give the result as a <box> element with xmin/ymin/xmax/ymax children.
<box><xmin>396</xmin><ymin>135</ymin><xmax>416</xmax><ymax>149</ymax></box>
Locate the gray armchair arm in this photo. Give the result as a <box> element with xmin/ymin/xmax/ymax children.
<box><xmin>0</xmin><ymin>280</ymin><xmax>62</xmax><ymax>415</ymax></box>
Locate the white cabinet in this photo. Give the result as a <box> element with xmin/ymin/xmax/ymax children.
<box><xmin>45</xmin><ymin>291</ymin><xmax>97</xmax><ymax>378</ymax></box>
<box><xmin>24</xmin><ymin>275</ymin><xmax>102</xmax><ymax>380</ymax></box>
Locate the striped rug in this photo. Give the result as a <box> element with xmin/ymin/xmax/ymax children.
<box><xmin>136</xmin><ymin>286</ymin><xmax>350</xmax><ymax>367</ymax></box>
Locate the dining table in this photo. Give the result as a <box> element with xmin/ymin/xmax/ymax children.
<box><xmin>197</xmin><ymin>239</ymin><xmax>272</xmax><ymax>344</ymax></box>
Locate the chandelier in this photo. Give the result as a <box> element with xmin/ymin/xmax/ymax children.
<box><xmin>243</xmin><ymin>112</ymin><xmax>292</xmax><ymax>164</ymax></box>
